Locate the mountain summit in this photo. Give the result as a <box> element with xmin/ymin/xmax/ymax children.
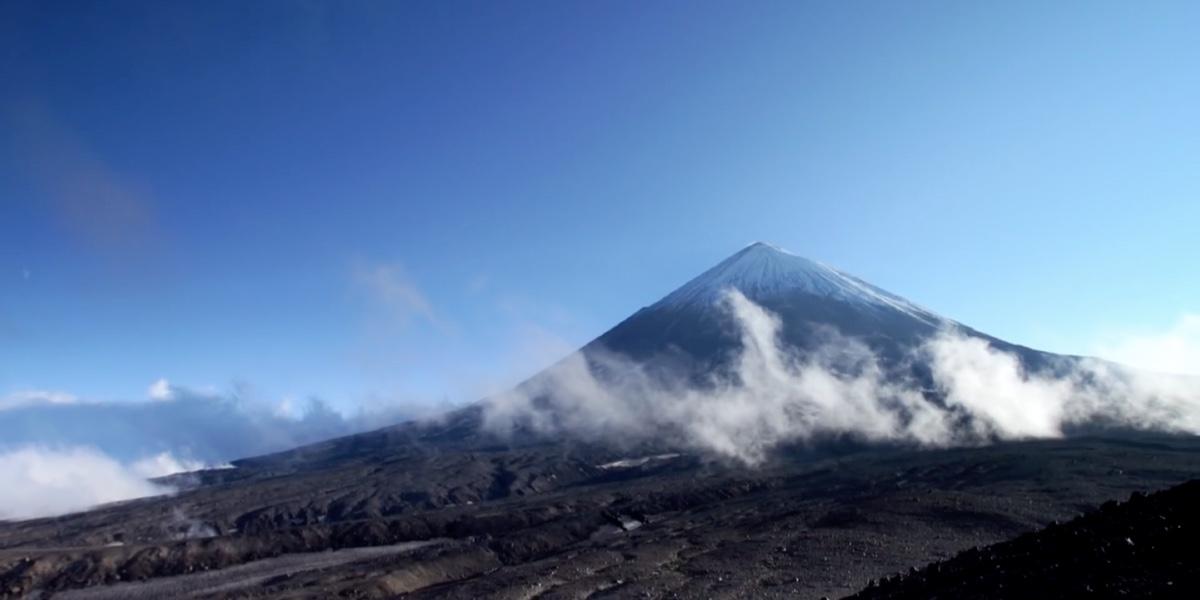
<box><xmin>589</xmin><ymin>242</ymin><xmax>1050</xmax><ymax>373</ymax></box>
<box><xmin>657</xmin><ymin>242</ymin><xmax>941</xmax><ymax>326</ymax></box>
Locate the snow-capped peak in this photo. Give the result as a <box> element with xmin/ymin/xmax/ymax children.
<box><xmin>655</xmin><ymin>242</ymin><xmax>941</xmax><ymax>324</ymax></box>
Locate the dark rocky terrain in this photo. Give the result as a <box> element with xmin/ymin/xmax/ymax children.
<box><xmin>2</xmin><ymin>427</ymin><xmax>1200</xmax><ymax>598</ymax></box>
<box><xmin>848</xmin><ymin>476</ymin><xmax>1200</xmax><ymax>599</ymax></box>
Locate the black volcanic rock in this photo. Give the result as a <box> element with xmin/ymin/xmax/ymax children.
<box><xmin>847</xmin><ymin>478</ymin><xmax>1200</xmax><ymax>600</ymax></box>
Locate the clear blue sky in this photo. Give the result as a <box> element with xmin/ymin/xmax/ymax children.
<box><xmin>3</xmin><ymin>1</ymin><xmax>1198</xmax><ymax>413</ymax></box>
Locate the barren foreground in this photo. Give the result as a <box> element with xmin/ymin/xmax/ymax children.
<box><xmin>3</xmin><ymin>418</ymin><xmax>1199</xmax><ymax>599</ymax></box>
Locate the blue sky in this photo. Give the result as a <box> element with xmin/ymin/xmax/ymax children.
<box><xmin>2</xmin><ymin>0</ymin><xmax>1198</xmax><ymax>415</ymax></box>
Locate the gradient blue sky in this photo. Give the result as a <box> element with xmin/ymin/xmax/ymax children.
<box><xmin>3</xmin><ymin>1</ymin><xmax>1198</xmax><ymax>413</ymax></box>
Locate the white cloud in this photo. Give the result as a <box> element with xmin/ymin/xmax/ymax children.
<box><xmin>0</xmin><ymin>446</ymin><xmax>172</xmax><ymax>521</ymax></box>
<box><xmin>353</xmin><ymin>261</ymin><xmax>442</xmax><ymax>329</ymax></box>
<box><xmin>925</xmin><ymin>334</ymin><xmax>1072</xmax><ymax>439</ymax></box>
<box><xmin>274</xmin><ymin>397</ymin><xmax>293</xmax><ymax>418</ymax></box>
<box><xmin>147</xmin><ymin>378</ymin><xmax>174</xmax><ymax>401</ymax></box>
<box><xmin>0</xmin><ymin>384</ymin><xmax>412</xmax><ymax>519</ymax></box>
<box><xmin>485</xmin><ymin>290</ymin><xmax>956</xmax><ymax>464</ymax></box>
<box><xmin>485</xmin><ymin>290</ymin><xmax>1200</xmax><ymax>465</ymax></box>
<box><xmin>1095</xmin><ymin>314</ymin><xmax>1200</xmax><ymax>377</ymax></box>
<box><xmin>0</xmin><ymin>389</ymin><xmax>77</xmax><ymax>411</ymax></box>
<box><xmin>0</xmin><ymin>384</ymin><xmax>418</xmax><ymax>469</ymax></box>
<box><xmin>129</xmin><ymin>451</ymin><xmax>211</xmax><ymax>479</ymax></box>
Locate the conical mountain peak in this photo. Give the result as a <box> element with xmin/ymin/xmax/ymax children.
<box><xmin>654</xmin><ymin>242</ymin><xmax>941</xmax><ymax>325</ymax></box>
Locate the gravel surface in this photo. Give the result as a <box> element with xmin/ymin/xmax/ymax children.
<box><xmin>54</xmin><ymin>540</ymin><xmax>440</xmax><ymax>600</ymax></box>
<box><xmin>847</xmin><ymin>480</ymin><xmax>1200</xmax><ymax>599</ymax></box>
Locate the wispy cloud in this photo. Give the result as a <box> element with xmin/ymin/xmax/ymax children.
<box><xmin>0</xmin><ymin>446</ymin><xmax>173</xmax><ymax>521</ymax></box>
<box><xmin>147</xmin><ymin>377</ymin><xmax>174</xmax><ymax>401</ymax></box>
<box><xmin>0</xmin><ymin>444</ymin><xmax>233</xmax><ymax>521</ymax></box>
<box><xmin>485</xmin><ymin>290</ymin><xmax>1200</xmax><ymax>465</ymax></box>
<box><xmin>352</xmin><ymin>261</ymin><xmax>445</xmax><ymax>330</ymax></box>
<box><xmin>0</xmin><ymin>381</ymin><xmax>416</xmax><ymax>466</ymax></box>
<box><xmin>0</xmin><ymin>389</ymin><xmax>78</xmax><ymax>411</ymax></box>
<box><xmin>129</xmin><ymin>451</ymin><xmax>216</xmax><ymax>479</ymax></box>
<box><xmin>1094</xmin><ymin>313</ymin><xmax>1200</xmax><ymax>377</ymax></box>
<box><xmin>4</xmin><ymin>99</ymin><xmax>162</xmax><ymax>258</ymax></box>
<box><xmin>0</xmin><ymin>378</ymin><xmax>425</xmax><ymax>520</ymax></box>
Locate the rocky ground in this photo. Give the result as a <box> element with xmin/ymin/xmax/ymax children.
<box><xmin>2</xmin><ymin>417</ymin><xmax>1199</xmax><ymax>598</ymax></box>
<box><xmin>848</xmin><ymin>477</ymin><xmax>1200</xmax><ymax>599</ymax></box>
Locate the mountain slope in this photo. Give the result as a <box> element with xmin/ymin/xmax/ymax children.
<box><xmin>588</xmin><ymin>241</ymin><xmax>1063</xmax><ymax>376</ymax></box>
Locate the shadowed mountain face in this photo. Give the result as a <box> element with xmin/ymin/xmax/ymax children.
<box><xmin>589</xmin><ymin>242</ymin><xmax>1066</xmax><ymax>381</ymax></box>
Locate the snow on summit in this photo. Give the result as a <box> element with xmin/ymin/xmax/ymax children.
<box><xmin>656</xmin><ymin>242</ymin><xmax>942</xmax><ymax>324</ymax></box>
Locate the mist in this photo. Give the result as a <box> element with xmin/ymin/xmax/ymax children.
<box><xmin>0</xmin><ymin>385</ymin><xmax>417</xmax><ymax>520</ymax></box>
<box><xmin>0</xmin><ymin>446</ymin><xmax>175</xmax><ymax>521</ymax></box>
<box><xmin>0</xmin><ymin>383</ymin><xmax>416</xmax><ymax>466</ymax></box>
<box><xmin>484</xmin><ymin>290</ymin><xmax>1200</xmax><ymax>464</ymax></box>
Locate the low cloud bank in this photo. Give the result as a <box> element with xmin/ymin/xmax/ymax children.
<box><xmin>0</xmin><ymin>446</ymin><xmax>174</xmax><ymax>520</ymax></box>
<box><xmin>0</xmin><ymin>384</ymin><xmax>414</xmax><ymax>467</ymax></box>
<box><xmin>485</xmin><ymin>290</ymin><xmax>1199</xmax><ymax>464</ymax></box>
<box><xmin>0</xmin><ymin>386</ymin><xmax>416</xmax><ymax>520</ymax></box>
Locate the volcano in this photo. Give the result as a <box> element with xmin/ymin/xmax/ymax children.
<box><xmin>591</xmin><ymin>241</ymin><xmax>1061</xmax><ymax>375</ymax></box>
<box><xmin>1</xmin><ymin>243</ymin><xmax>1196</xmax><ymax>600</ymax></box>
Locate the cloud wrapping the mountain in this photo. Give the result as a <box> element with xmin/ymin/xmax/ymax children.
<box><xmin>925</xmin><ymin>334</ymin><xmax>1074</xmax><ymax>439</ymax></box>
<box><xmin>484</xmin><ymin>290</ymin><xmax>1200</xmax><ymax>464</ymax></box>
<box><xmin>485</xmin><ymin>290</ymin><xmax>956</xmax><ymax>463</ymax></box>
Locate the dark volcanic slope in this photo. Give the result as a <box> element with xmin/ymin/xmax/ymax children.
<box><xmin>848</xmin><ymin>478</ymin><xmax>1200</xmax><ymax>600</ymax></box>
<box><xmin>588</xmin><ymin>242</ymin><xmax>1067</xmax><ymax>378</ymax></box>
<box><xmin>4</xmin><ymin>432</ymin><xmax>1200</xmax><ymax>599</ymax></box>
